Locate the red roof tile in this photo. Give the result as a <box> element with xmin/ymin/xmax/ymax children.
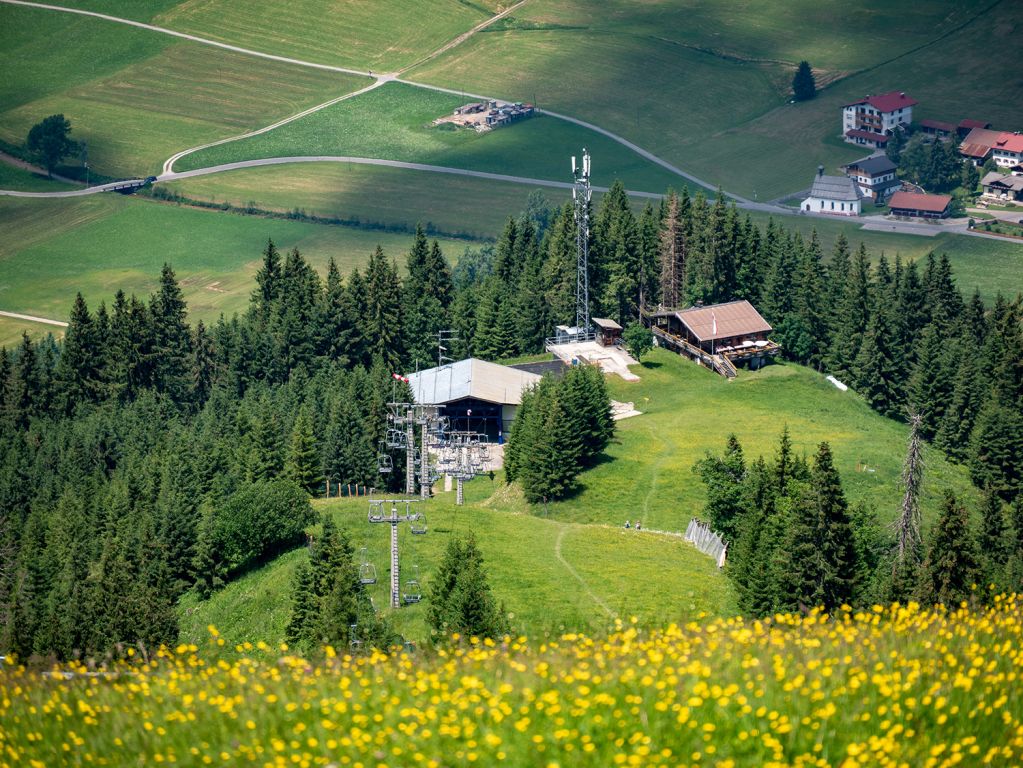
<box><xmin>958</xmin><ymin>119</ymin><xmax>991</xmax><ymax>130</ymax></box>
<box><xmin>844</xmin><ymin>91</ymin><xmax>918</xmax><ymax>113</ymax></box>
<box><xmin>675</xmin><ymin>301</ymin><xmax>772</xmax><ymax>343</ymax></box>
<box><xmin>994</xmin><ymin>134</ymin><xmax>1023</xmax><ymax>153</ymax></box>
<box><xmin>888</xmin><ymin>191</ymin><xmax>952</xmax><ymax>213</ymax></box>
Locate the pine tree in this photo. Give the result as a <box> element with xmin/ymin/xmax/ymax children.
<box><xmin>285</xmin><ymin>407</ymin><xmax>321</xmax><ymax>494</ymax></box>
<box><xmin>636</xmin><ymin>202</ymin><xmax>660</xmax><ymax>311</ymax></box>
<box><xmin>969</xmin><ymin>401</ymin><xmax>1023</xmax><ymax>501</ymax></box>
<box><xmin>1007</xmin><ymin>497</ymin><xmax>1023</xmax><ymax>591</ymax></box>
<box><xmin>852</xmin><ymin>301</ymin><xmax>902</xmax><ymax>418</ymax></box>
<box><xmin>150</xmin><ymin>264</ymin><xmax>193</xmax><ymax>404</ymax></box>
<box><xmin>362</xmin><ymin>247</ymin><xmax>404</xmax><ymax>370</ymax></box>
<box><xmin>694</xmin><ymin>434</ymin><xmax>747</xmax><ymax>542</ymax></box>
<box><xmin>828</xmin><ymin>244</ymin><xmax>872</xmax><ymax>381</ymax></box>
<box><xmin>792</xmin><ymin>61</ymin><xmax>816</xmax><ymax>101</ymax></box>
<box><xmin>253</xmin><ymin>238</ymin><xmax>283</xmax><ymax>325</ymax></box>
<box><xmin>428</xmin><ymin>532</ymin><xmax>507</xmax><ymax>640</ymax></box>
<box><xmin>977</xmin><ymin>486</ymin><xmax>1009</xmax><ymax>593</ymax></box>
<box><xmin>55</xmin><ymin>292</ymin><xmax>99</xmax><ymax>413</ymax></box>
<box><xmin>541</xmin><ymin>202</ymin><xmax>578</xmax><ymax>325</ymax></box>
<box><xmin>918</xmin><ymin>490</ymin><xmax>979</xmax><ymax>606</ymax></box>
<box><xmin>777</xmin><ymin>443</ymin><xmax>857</xmax><ymax>610</ymax></box>
<box><xmin>285</xmin><ymin>562</ymin><xmax>317</xmax><ymax>648</ymax></box>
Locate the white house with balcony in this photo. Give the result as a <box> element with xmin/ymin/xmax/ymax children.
<box><xmin>802</xmin><ymin>166</ymin><xmax>863</xmax><ymax>216</ymax></box>
<box><xmin>842</xmin><ymin>91</ymin><xmax>916</xmax><ymax>149</ymax></box>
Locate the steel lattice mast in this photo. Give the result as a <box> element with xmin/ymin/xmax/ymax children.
<box><xmin>572</xmin><ymin>149</ymin><xmax>592</xmax><ymax>333</ymax></box>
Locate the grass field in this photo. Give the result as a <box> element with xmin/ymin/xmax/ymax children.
<box><xmin>160</xmin><ymin>163</ymin><xmax>573</xmax><ymax>240</ymax></box>
<box><xmin>0</xmin><ymin>161</ymin><xmax>79</xmax><ymax>192</ymax></box>
<box><xmin>0</xmin><ymin>195</ymin><xmax>479</xmax><ymax>330</ymax></box>
<box><xmin>175</xmin><ymin>82</ymin><xmax>690</xmax><ymax>193</ymax></box>
<box><xmin>553</xmin><ymin>349</ymin><xmax>975</xmax><ymax>534</ymax></box>
<box><xmin>408</xmin><ymin>0</ymin><xmax>1020</xmax><ymax>199</ymax></box>
<box><xmin>179</xmin><ymin>486</ymin><xmax>733</xmax><ymax>648</ymax></box>
<box><xmin>0</xmin><ymin>5</ymin><xmax>368</xmax><ymax>177</ymax></box>
<box><xmin>0</xmin><ymin>317</ymin><xmax>64</xmax><ymax>350</ymax></box>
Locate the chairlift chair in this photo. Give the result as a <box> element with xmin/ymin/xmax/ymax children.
<box><xmin>358</xmin><ymin>547</ymin><xmax>377</xmax><ymax>585</ymax></box>
<box><xmin>349</xmin><ymin>623</ymin><xmax>362</xmax><ymax>649</ymax></box>
<box><xmin>377</xmin><ymin>453</ymin><xmax>393</xmax><ymax>473</ymax></box>
<box><xmin>368</xmin><ymin>500</ymin><xmax>386</xmax><ymax>523</ymax></box>
<box><xmin>409</xmin><ymin>512</ymin><xmax>427</xmax><ymax>535</ymax></box>
<box><xmin>402</xmin><ymin>566</ymin><xmax>422</xmax><ymax>604</ymax></box>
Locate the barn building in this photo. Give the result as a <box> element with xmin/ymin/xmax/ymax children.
<box><xmin>888</xmin><ymin>191</ymin><xmax>953</xmax><ymax>219</ymax></box>
<box><xmin>407</xmin><ymin>358</ymin><xmax>541</xmax><ymax>441</ymax></box>
<box><xmin>645</xmin><ymin>300</ymin><xmax>780</xmax><ymax>378</ymax></box>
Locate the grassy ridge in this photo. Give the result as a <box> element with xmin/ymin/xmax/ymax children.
<box><xmin>0</xmin><ymin>196</ymin><xmax>478</xmax><ymax>326</ymax></box>
<box><xmin>6</xmin><ymin>599</ymin><xmax>1023</xmax><ymax>766</ymax></box>
<box><xmin>176</xmin><ymin>82</ymin><xmax>690</xmax><ymax>193</ymax></box>
<box><xmin>0</xmin><ymin>162</ymin><xmax>79</xmax><ymax>192</ymax></box>
<box><xmin>0</xmin><ymin>6</ymin><xmax>369</xmax><ymax>177</ymax></box>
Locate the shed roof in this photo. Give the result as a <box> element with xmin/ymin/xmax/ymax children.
<box><xmin>959</xmin><ymin>119</ymin><xmax>991</xmax><ymax>130</ymax></box>
<box><xmin>671</xmin><ymin>300</ymin><xmax>772</xmax><ymax>343</ymax></box>
<box><xmin>844</xmin><ymin>91</ymin><xmax>917</xmax><ymax>112</ymax></box>
<box><xmin>888</xmin><ymin>191</ymin><xmax>952</xmax><ymax>213</ymax></box>
<box><xmin>407</xmin><ymin>358</ymin><xmax>541</xmax><ymax>407</ymax></box>
<box><xmin>843</xmin><ymin>155</ymin><xmax>897</xmax><ymax>176</ymax></box>
<box><xmin>808</xmin><ymin>172</ymin><xmax>863</xmax><ymax>202</ymax></box>
<box><xmin>959</xmin><ymin>127</ymin><xmax>1003</xmax><ymax>157</ymax></box>
<box><xmin>592</xmin><ymin>317</ymin><xmax>623</xmax><ymax>331</ymax></box>
<box><xmin>920</xmin><ymin>119</ymin><xmax>956</xmax><ymax>132</ymax></box>
<box><xmin>982</xmin><ymin>172</ymin><xmax>1023</xmax><ymax>192</ymax></box>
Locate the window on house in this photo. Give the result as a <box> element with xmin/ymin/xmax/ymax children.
<box><xmin>831</xmin><ymin>201</ymin><xmax>835</xmax><ymax>209</ymax></box>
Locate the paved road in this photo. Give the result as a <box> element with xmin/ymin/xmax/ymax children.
<box><xmin>0</xmin><ymin>310</ymin><xmax>68</xmax><ymax>327</ymax></box>
<box><xmin>0</xmin><ymin>177</ymin><xmax>146</xmax><ymax>198</ymax></box>
<box><xmin>159</xmin><ymin>156</ymin><xmax>665</xmax><ymax>199</ymax></box>
<box><xmin>0</xmin><ymin>151</ymin><xmax>83</xmax><ymax>186</ymax></box>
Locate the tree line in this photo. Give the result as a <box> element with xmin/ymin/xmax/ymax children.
<box><xmin>1</xmin><ymin>180</ymin><xmax>1019</xmax><ymax>659</ymax></box>
<box><xmin>697</xmin><ymin>428</ymin><xmax>1023</xmax><ymax>616</ymax></box>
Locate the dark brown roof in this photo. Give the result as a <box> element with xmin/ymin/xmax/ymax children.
<box><xmin>675</xmin><ymin>301</ymin><xmax>772</xmax><ymax>342</ymax></box>
<box><xmin>845</xmin><ymin>128</ymin><xmax>889</xmax><ymax>143</ymax></box>
<box><xmin>959</xmin><ymin>119</ymin><xmax>991</xmax><ymax>130</ymax></box>
<box><xmin>592</xmin><ymin>317</ymin><xmax>623</xmax><ymax>331</ymax></box>
<box><xmin>961</xmin><ymin>142</ymin><xmax>993</xmax><ymax>159</ymax></box>
<box><xmin>920</xmin><ymin>119</ymin><xmax>956</xmax><ymax>132</ymax></box>
<box><xmin>888</xmin><ymin>191</ymin><xmax>952</xmax><ymax>213</ymax></box>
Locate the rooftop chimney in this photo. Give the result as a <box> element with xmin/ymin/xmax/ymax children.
<box><xmin>900</xmin><ymin>92</ymin><xmax>906</xmax><ymax>97</ymax></box>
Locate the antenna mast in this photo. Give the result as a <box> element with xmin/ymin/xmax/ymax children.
<box><xmin>572</xmin><ymin>149</ymin><xmax>592</xmax><ymax>334</ymax></box>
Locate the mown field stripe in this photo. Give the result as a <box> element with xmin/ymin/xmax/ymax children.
<box><xmin>0</xmin><ymin>0</ymin><xmax>373</xmax><ymax>76</ymax></box>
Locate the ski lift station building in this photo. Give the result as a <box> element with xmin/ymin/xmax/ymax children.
<box><xmin>407</xmin><ymin>358</ymin><xmax>541</xmax><ymax>441</ymax></box>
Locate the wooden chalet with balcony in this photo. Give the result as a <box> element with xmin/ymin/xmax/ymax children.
<box><xmin>644</xmin><ymin>300</ymin><xmax>780</xmax><ymax>378</ymax></box>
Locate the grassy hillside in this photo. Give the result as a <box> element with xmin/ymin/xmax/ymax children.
<box><xmin>0</xmin><ymin>162</ymin><xmax>79</xmax><ymax>192</ymax></box>
<box><xmin>0</xmin><ymin>5</ymin><xmax>368</xmax><ymax>177</ymax></box>
<box><xmin>409</xmin><ymin>0</ymin><xmax>1020</xmax><ymax>199</ymax></box>
<box><xmin>179</xmin><ymin>487</ymin><xmax>733</xmax><ymax>648</ymax></box>
<box><xmin>176</xmin><ymin>82</ymin><xmax>690</xmax><ymax>193</ymax></box>
<box><xmin>160</xmin><ymin>163</ymin><xmax>569</xmax><ymax>239</ymax></box>
<box><xmin>554</xmin><ymin>349</ymin><xmax>975</xmax><ymax>533</ymax></box>
<box><xmin>181</xmin><ymin>347</ymin><xmax>976</xmax><ymax>650</ymax></box>
<box><xmin>0</xmin><ymin>195</ymin><xmax>478</xmax><ymax>327</ymax></box>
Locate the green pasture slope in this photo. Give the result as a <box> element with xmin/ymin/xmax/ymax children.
<box><xmin>180</xmin><ymin>347</ymin><xmax>977</xmax><ymax>649</ymax></box>
<box><xmin>179</xmin><ymin>478</ymin><xmax>734</xmax><ymax>649</ymax></box>
<box><xmin>161</xmin><ymin>163</ymin><xmax>573</xmax><ymax>240</ymax></box>
<box><xmin>408</xmin><ymin>0</ymin><xmax>1022</xmax><ymax>199</ymax></box>
<box><xmin>0</xmin><ymin>195</ymin><xmax>478</xmax><ymax>334</ymax></box>
<box><xmin>176</xmin><ymin>82</ymin><xmax>687</xmax><ymax>194</ymax></box>
<box><xmin>0</xmin><ymin>4</ymin><xmax>369</xmax><ymax>177</ymax></box>
<box><xmin>0</xmin><ymin>162</ymin><xmax>79</xmax><ymax>192</ymax></box>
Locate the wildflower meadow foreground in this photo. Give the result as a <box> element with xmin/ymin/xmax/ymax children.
<box><xmin>2</xmin><ymin>598</ymin><xmax>1022</xmax><ymax>768</ymax></box>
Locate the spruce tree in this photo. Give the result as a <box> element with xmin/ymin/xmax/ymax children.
<box><xmin>150</xmin><ymin>264</ymin><xmax>193</xmax><ymax>404</ymax></box>
<box><xmin>362</xmin><ymin>247</ymin><xmax>404</xmax><ymax>370</ymax></box>
<box><xmin>852</xmin><ymin>301</ymin><xmax>902</xmax><ymax>418</ymax></box>
<box><xmin>658</xmin><ymin>191</ymin><xmax>686</xmax><ymax>309</ymax></box>
<box><xmin>285</xmin><ymin>407</ymin><xmax>321</xmax><ymax>494</ymax></box>
<box><xmin>792</xmin><ymin>61</ymin><xmax>816</xmax><ymax>101</ymax></box>
<box><xmin>977</xmin><ymin>486</ymin><xmax>1009</xmax><ymax>593</ymax></box>
<box><xmin>55</xmin><ymin>293</ymin><xmax>99</xmax><ymax>413</ymax></box>
<box><xmin>428</xmin><ymin>532</ymin><xmax>507</xmax><ymax>640</ymax></box>
<box><xmin>694</xmin><ymin>434</ymin><xmax>747</xmax><ymax>542</ymax></box>
<box><xmin>918</xmin><ymin>490</ymin><xmax>979</xmax><ymax>606</ymax></box>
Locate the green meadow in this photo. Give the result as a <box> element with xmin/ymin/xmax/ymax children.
<box><xmin>0</xmin><ymin>195</ymin><xmax>478</xmax><ymax>330</ymax></box>
<box><xmin>175</xmin><ymin>82</ymin><xmax>688</xmax><ymax>193</ymax></box>
<box><xmin>0</xmin><ymin>163</ymin><xmax>79</xmax><ymax>192</ymax></box>
<box><xmin>0</xmin><ymin>4</ymin><xmax>369</xmax><ymax>177</ymax></box>
<box><xmin>408</xmin><ymin>0</ymin><xmax>1021</xmax><ymax>199</ymax></box>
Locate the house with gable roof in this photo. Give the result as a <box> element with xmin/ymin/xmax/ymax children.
<box><xmin>802</xmin><ymin>166</ymin><xmax>863</xmax><ymax>215</ymax></box>
<box><xmin>842</xmin><ymin>91</ymin><xmax>916</xmax><ymax>148</ymax></box>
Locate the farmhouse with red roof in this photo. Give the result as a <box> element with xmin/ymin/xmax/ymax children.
<box><xmin>959</xmin><ymin>129</ymin><xmax>1023</xmax><ymax>168</ymax></box>
<box><xmin>842</xmin><ymin>91</ymin><xmax>916</xmax><ymax>148</ymax></box>
<box><xmin>888</xmin><ymin>191</ymin><xmax>952</xmax><ymax>219</ymax></box>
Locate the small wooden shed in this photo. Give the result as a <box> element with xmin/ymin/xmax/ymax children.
<box><xmin>592</xmin><ymin>317</ymin><xmax>623</xmax><ymax>347</ymax></box>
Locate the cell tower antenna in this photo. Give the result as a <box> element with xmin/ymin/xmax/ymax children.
<box><xmin>572</xmin><ymin>148</ymin><xmax>592</xmax><ymax>334</ymax></box>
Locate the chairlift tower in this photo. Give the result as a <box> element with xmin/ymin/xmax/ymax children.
<box><xmin>572</xmin><ymin>149</ymin><xmax>592</xmax><ymax>334</ymax></box>
<box><xmin>383</xmin><ymin>402</ymin><xmax>447</xmax><ymax>497</ymax></box>
<box><xmin>437</xmin><ymin>430</ymin><xmax>491</xmax><ymax>505</ymax></box>
<box><xmin>367</xmin><ymin>499</ymin><xmax>426</xmax><ymax>608</ymax></box>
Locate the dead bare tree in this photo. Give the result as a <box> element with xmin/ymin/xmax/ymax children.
<box><xmin>658</xmin><ymin>192</ymin><xmax>686</xmax><ymax>309</ymax></box>
<box><xmin>892</xmin><ymin>412</ymin><xmax>925</xmax><ymax>589</ymax></box>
